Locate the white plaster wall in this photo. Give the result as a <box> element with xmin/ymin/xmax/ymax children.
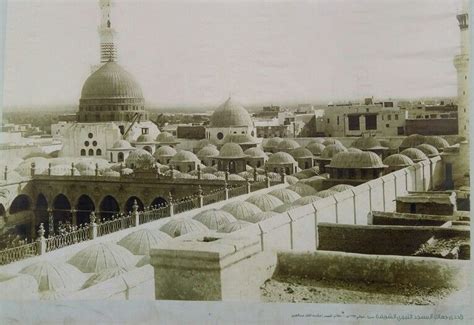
<box><xmin>351</xmin><ymin>184</ymin><xmax>371</xmax><ymax>225</ymax></box>
<box><xmin>381</xmin><ymin>174</ymin><xmax>397</xmax><ymax>211</ymax></box>
<box><xmin>368</xmin><ymin>179</ymin><xmax>385</xmax><ymax>212</ymax></box>
<box><xmin>334</xmin><ymin>191</ymin><xmax>355</xmax><ymax>224</ymax></box>
<box><xmin>287</xmin><ymin>205</ymin><xmax>317</xmax><ymax>251</ymax></box>
<box><xmin>313</xmin><ymin>196</ymin><xmax>337</xmax><ymax>223</ymax></box>
<box><xmin>258</xmin><ymin>213</ymin><xmax>292</xmax><ymax>252</ymax></box>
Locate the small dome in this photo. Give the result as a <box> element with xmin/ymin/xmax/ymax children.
<box><xmin>192</xmin><ymin>209</ymin><xmax>237</xmax><ymax>230</ymax></box>
<box><xmin>400</xmin><ymin>134</ymin><xmax>426</xmax><ymax>149</ymax></box>
<box><xmin>220</xmin><ymin>201</ymin><xmax>262</xmax><ymax>221</ymax></box>
<box><xmin>268</xmin><ymin>188</ymin><xmax>301</xmax><ymax>204</ymax></box>
<box><xmin>291</xmin><ymin>147</ymin><xmax>313</xmax><ymax>159</ymax></box>
<box><xmin>351</xmin><ymin>136</ymin><xmax>386</xmax><ymax>150</ymax></box>
<box><xmin>306</xmin><ymin>138</ymin><xmax>325</xmax><ymax>145</ymax></box>
<box><xmin>328</xmin><ymin>151</ymin><xmax>386</xmax><ymax>169</ymax></box>
<box><xmin>273</xmin><ymin>203</ymin><xmax>300</xmax><ymax>213</ymax></box>
<box><xmin>266</xmin><ymin>152</ymin><xmax>297</xmax><ymax>165</ymax></box>
<box><xmin>322</xmin><ymin>139</ymin><xmax>342</xmax><ymax>146</ymax></box>
<box><xmin>80</xmin><ymin>62</ymin><xmax>143</xmax><ymax>100</ymax></box>
<box><xmin>320</xmin><ymin>143</ymin><xmax>347</xmax><ymax>159</ymax></box>
<box><xmin>294</xmin><ymin>168</ymin><xmax>319</xmax><ymax>179</ymax></box>
<box><xmin>136</xmin><ymin>134</ymin><xmax>155</xmax><ymax>143</ymax></box>
<box><xmin>251</xmin><ymin>211</ymin><xmax>280</xmax><ymax>222</ymax></box>
<box><xmin>125</xmin><ymin>149</ymin><xmax>155</xmax><ymax>169</ymax></box>
<box><xmin>246</xmin><ymin>194</ymin><xmax>284</xmax><ymax>212</ymax></box>
<box><xmin>244</xmin><ymin>147</ymin><xmax>268</xmax><ymax>158</ymax></box>
<box><xmin>347</xmin><ymin>147</ymin><xmax>362</xmax><ymax>153</ymax></box>
<box><xmin>20</xmin><ymin>261</ymin><xmax>86</xmax><ymax>292</ymax></box>
<box><xmin>294</xmin><ymin>195</ymin><xmax>322</xmax><ymax>205</ymax></box>
<box><xmin>82</xmin><ymin>267</ymin><xmax>130</xmax><ymax>289</ymax></box>
<box><xmin>400</xmin><ymin>148</ymin><xmax>428</xmax><ymax>162</ymax></box>
<box><xmin>383</xmin><ymin>154</ymin><xmax>415</xmax><ymax>167</ymax></box>
<box><xmin>330</xmin><ymin>184</ymin><xmax>354</xmax><ymax>192</ymax></box>
<box><xmin>217</xmin><ymin>220</ymin><xmax>252</xmax><ymax>233</ymax></box>
<box><xmin>112</xmin><ymin>140</ymin><xmax>133</xmax><ymax>149</ymax></box>
<box><xmin>197</xmin><ymin>145</ymin><xmax>219</xmax><ymax>160</ymax></box>
<box><xmin>263</xmin><ymin>137</ymin><xmax>283</xmax><ymax>149</ymax></box>
<box><xmin>156</xmin><ymin>132</ymin><xmax>177</xmax><ymax>143</ymax></box>
<box><xmin>196</xmin><ymin>139</ymin><xmax>213</xmax><ymax>150</ymax></box>
<box><xmin>416</xmin><ymin>144</ymin><xmax>439</xmax><ymax>157</ymax></box>
<box><xmin>306</xmin><ymin>143</ymin><xmax>325</xmax><ymax>155</ymax></box>
<box><xmin>154</xmin><ymin>145</ymin><xmax>177</xmax><ymax>158</ymax></box>
<box><xmin>223</xmin><ymin>133</ymin><xmax>256</xmax><ymax>144</ymax></box>
<box><xmin>68</xmin><ymin>243</ymin><xmax>137</xmax><ymax>273</ymax></box>
<box><xmin>210</xmin><ymin>97</ymin><xmax>253</xmax><ymax>127</ymax></box>
<box><xmin>299</xmin><ymin>175</ymin><xmax>326</xmax><ymax>191</ymax></box>
<box><xmin>218</xmin><ymin>143</ymin><xmax>246</xmax><ymax>158</ymax></box>
<box><xmin>424</xmin><ymin>136</ymin><xmax>450</xmax><ymax>150</ymax></box>
<box><xmin>117</xmin><ymin>229</ymin><xmax>172</xmax><ymax>255</ymax></box>
<box><xmin>287</xmin><ymin>183</ymin><xmax>318</xmax><ymax>196</ymax></box>
<box><xmin>316</xmin><ymin>189</ymin><xmax>338</xmax><ymax>198</ymax></box>
<box><xmin>285</xmin><ymin>175</ymin><xmax>299</xmax><ymax>185</ymax></box>
<box><xmin>159</xmin><ymin>217</ymin><xmax>209</xmax><ymax>238</ymax></box>
<box><xmin>277</xmin><ymin>139</ymin><xmax>300</xmax><ymax>151</ymax></box>
<box><xmin>170</xmin><ymin>150</ymin><xmax>200</xmax><ymax>163</ymax></box>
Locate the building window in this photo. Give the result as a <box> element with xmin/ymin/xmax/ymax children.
<box><xmin>386</xmin><ymin>124</ymin><xmax>390</xmax><ymax>128</ymax></box>
<box><xmin>93</xmin><ymin>141</ymin><xmax>97</xmax><ymax>146</ymax></box>
<box><xmin>119</xmin><ymin>125</ymin><xmax>125</xmax><ymax>135</ymax></box>
<box><xmin>88</xmin><ymin>149</ymin><xmax>94</xmax><ymax>156</ymax></box>
<box><xmin>365</xmin><ymin>115</ymin><xmax>377</xmax><ymax>130</ymax></box>
<box><xmin>348</xmin><ymin>115</ymin><xmax>360</xmax><ymax>130</ymax></box>
<box><xmin>96</xmin><ymin>149</ymin><xmax>102</xmax><ymax>156</ymax></box>
<box><xmin>387</xmin><ymin>115</ymin><xmax>391</xmax><ymax>121</ymax></box>
<box><xmin>84</xmin><ymin>141</ymin><xmax>90</xmax><ymax>146</ymax></box>
<box><xmin>88</xmin><ymin>133</ymin><xmax>93</xmax><ymax>139</ymax></box>
<box><xmin>80</xmin><ymin>149</ymin><xmax>86</xmax><ymax>156</ymax></box>
<box><xmin>337</xmin><ymin>116</ymin><xmax>340</xmax><ymax>125</ymax></box>
<box><xmin>142</xmin><ymin>128</ymin><xmax>149</xmax><ymax>134</ymax></box>
<box><xmin>217</xmin><ymin>132</ymin><xmax>224</xmax><ymax>140</ymax></box>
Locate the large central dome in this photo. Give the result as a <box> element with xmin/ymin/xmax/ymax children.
<box><xmin>210</xmin><ymin>97</ymin><xmax>253</xmax><ymax>128</ymax></box>
<box><xmin>78</xmin><ymin>61</ymin><xmax>147</xmax><ymax>123</ymax></box>
<box><xmin>81</xmin><ymin>62</ymin><xmax>143</xmax><ymax>99</ymax></box>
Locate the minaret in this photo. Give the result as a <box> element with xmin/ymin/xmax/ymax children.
<box><xmin>98</xmin><ymin>0</ymin><xmax>117</xmax><ymax>63</ymax></box>
<box><xmin>454</xmin><ymin>0</ymin><xmax>469</xmax><ymax>139</ymax></box>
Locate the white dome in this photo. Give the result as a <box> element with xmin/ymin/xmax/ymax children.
<box><xmin>192</xmin><ymin>209</ymin><xmax>237</xmax><ymax>230</ymax></box>
<box><xmin>117</xmin><ymin>229</ymin><xmax>172</xmax><ymax>255</ymax></box>
<box><xmin>68</xmin><ymin>243</ymin><xmax>137</xmax><ymax>273</ymax></box>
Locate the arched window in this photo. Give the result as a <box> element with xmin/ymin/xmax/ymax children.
<box><xmin>88</xmin><ymin>149</ymin><xmax>94</xmax><ymax>156</ymax></box>
<box><xmin>118</xmin><ymin>152</ymin><xmax>124</xmax><ymax>162</ymax></box>
<box><xmin>257</xmin><ymin>161</ymin><xmax>261</xmax><ymax>168</ymax></box>
<box><xmin>96</xmin><ymin>149</ymin><xmax>102</xmax><ymax>156</ymax></box>
<box><xmin>80</xmin><ymin>149</ymin><xmax>86</xmax><ymax>156</ymax></box>
<box><xmin>285</xmin><ymin>167</ymin><xmax>290</xmax><ymax>175</ymax></box>
<box><xmin>188</xmin><ymin>165</ymin><xmax>192</xmax><ymax>172</ymax></box>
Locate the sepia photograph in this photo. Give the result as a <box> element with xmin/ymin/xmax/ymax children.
<box><xmin>0</xmin><ymin>0</ymin><xmax>471</xmax><ymax>323</ymax></box>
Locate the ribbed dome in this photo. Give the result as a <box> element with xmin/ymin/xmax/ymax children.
<box><xmin>246</xmin><ymin>194</ymin><xmax>284</xmax><ymax>212</ymax></box>
<box><xmin>81</xmin><ymin>62</ymin><xmax>143</xmax><ymax>99</ymax></box>
<box><xmin>328</xmin><ymin>152</ymin><xmax>386</xmax><ymax>169</ymax></box>
<box><xmin>267</xmin><ymin>152</ymin><xmax>297</xmax><ymax>164</ymax></box>
<box><xmin>210</xmin><ymin>97</ymin><xmax>253</xmax><ymax>127</ymax></box>
<box><xmin>117</xmin><ymin>229</ymin><xmax>172</xmax><ymax>255</ymax></box>
<box><xmin>306</xmin><ymin>142</ymin><xmax>325</xmax><ymax>155</ymax></box>
<box><xmin>197</xmin><ymin>145</ymin><xmax>219</xmax><ymax>160</ymax></box>
<box><xmin>320</xmin><ymin>143</ymin><xmax>347</xmax><ymax>159</ymax></box>
<box><xmin>159</xmin><ymin>217</ymin><xmax>209</xmax><ymax>238</ymax></box>
<box><xmin>383</xmin><ymin>154</ymin><xmax>415</xmax><ymax>167</ymax></box>
<box><xmin>251</xmin><ymin>211</ymin><xmax>280</xmax><ymax>222</ymax></box>
<box><xmin>294</xmin><ymin>195</ymin><xmax>322</xmax><ymax>205</ymax></box>
<box><xmin>285</xmin><ymin>175</ymin><xmax>299</xmax><ymax>185</ymax></box>
<box><xmin>217</xmin><ymin>220</ymin><xmax>252</xmax><ymax>233</ymax></box>
<box><xmin>154</xmin><ymin>145</ymin><xmax>177</xmax><ymax>158</ymax></box>
<box><xmin>400</xmin><ymin>148</ymin><xmax>428</xmax><ymax>162</ymax></box>
<box><xmin>299</xmin><ymin>175</ymin><xmax>326</xmax><ymax>191</ymax></box>
<box><xmin>273</xmin><ymin>203</ymin><xmax>300</xmax><ymax>213</ymax></box>
<box><xmin>322</xmin><ymin>139</ymin><xmax>342</xmax><ymax>146</ymax></box>
<box><xmin>351</xmin><ymin>136</ymin><xmax>386</xmax><ymax>150</ymax></box>
<box><xmin>287</xmin><ymin>183</ymin><xmax>318</xmax><ymax>196</ymax></box>
<box><xmin>347</xmin><ymin>147</ymin><xmax>363</xmax><ymax>153</ymax></box>
<box><xmin>291</xmin><ymin>147</ymin><xmax>313</xmax><ymax>159</ymax></box>
<box><xmin>330</xmin><ymin>184</ymin><xmax>354</xmax><ymax>192</ymax></box>
<box><xmin>400</xmin><ymin>134</ymin><xmax>426</xmax><ymax>149</ymax></box>
<box><xmin>170</xmin><ymin>151</ymin><xmax>200</xmax><ymax>163</ymax></box>
<box><xmin>218</xmin><ymin>143</ymin><xmax>246</xmax><ymax>158</ymax></box>
<box><xmin>424</xmin><ymin>136</ymin><xmax>450</xmax><ymax>150</ymax></box>
<box><xmin>136</xmin><ymin>134</ymin><xmax>155</xmax><ymax>143</ymax></box>
<box><xmin>155</xmin><ymin>132</ymin><xmax>178</xmax><ymax>144</ymax></box>
<box><xmin>416</xmin><ymin>144</ymin><xmax>439</xmax><ymax>157</ymax></box>
<box><xmin>307</xmin><ymin>138</ymin><xmax>325</xmax><ymax>145</ymax></box>
<box><xmin>268</xmin><ymin>188</ymin><xmax>301</xmax><ymax>204</ymax></box>
<box><xmin>82</xmin><ymin>267</ymin><xmax>130</xmax><ymax>289</ymax></box>
<box><xmin>316</xmin><ymin>189</ymin><xmax>338</xmax><ymax>198</ymax></box>
<box><xmin>223</xmin><ymin>133</ymin><xmax>256</xmax><ymax>144</ymax></box>
<box><xmin>125</xmin><ymin>149</ymin><xmax>155</xmax><ymax>169</ymax></box>
<box><xmin>196</xmin><ymin>139</ymin><xmax>213</xmax><ymax>149</ymax></box>
<box><xmin>192</xmin><ymin>209</ymin><xmax>237</xmax><ymax>230</ymax></box>
<box><xmin>220</xmin><ymin>201</ymin><xmax>262</xmax><ymax>221</ymax></box>
<box><xmin>68</xmin><ymin>243</ymin><xmax>137</xmax><ymax>273</ymax></box>
<box><xmin>263</xmin><ymin>137</ymin><xmax>283</xmax><ymax>149</ymax></box>
<box><xmin>277</xmin><ymin>139</ymin><xmax>300</xmax><ymax>150</ymax></box>
<box><xmin>112</xmin><ymin>140</ymin><xmax>133</xmax><ymax>149</ymax></box>
<box><xmin>20</xmin><ymin>261</ymin><xmax>86</xmax><ymax>292</ymax></box>
<box><xmin>244</xmin><ymin>147</ymin><xmax>268</xmax><ymax>158</ymax></box>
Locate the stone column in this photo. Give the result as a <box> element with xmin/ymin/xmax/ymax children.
<box><xmin>47</xmin><ymin>208</ymin><xmax>54</xmax><ymax>237</ymax></box>
<box><xmin>197</xmin><ymin>185</ymin><xmax>204</xmax><ymax>208</ymax></box>
<box><xmin>168</xmin><ymin>192</ymin><xmax>174</xmax><ymax>216</ymax></box>
<box><xmin>48</xmin><ymin>163</ymin><xmax>52</xmax><ymax>176</ymax></box>
<box><xmin>95</xmin><ymin>163</ymin><xmax>99</xmax><ymax>176</ymax></box>
<box><xmin>89</xmin><ymin>212</ymin><xmax>97</xmax><ymax>239</ymax></box>
<box><xmin>71</xmin><ymin>209</ymin><xmax>77</xmax><ymax>226</ymax></box>
<box><xmin>71</xmin><ymin>163</ymin><xmax>75</xmax><ymax>176</ymax></box>
<box><xmin>36</xmin><ymin>223</ymin><xmax>46</xmax><ymax>255</ymax></box>
<box><xmin>132</xmin><ymin>200</ymin><xmax>140</xmax><ymax>227</ymax></box>
<box><xmin>224</xmin><ymin>167</ymin><xmax>229</xmax><ymax>182</ymax></box>
<box><xmin>253</xmin><ymin>167</ymin><xmax>258</xmax><ymax>182</ymax></box>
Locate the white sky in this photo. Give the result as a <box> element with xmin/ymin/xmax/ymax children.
<box><xmin>2</xmin><ymin>0</ymin><xmax>463</xmax><ymax>108</ymax></box>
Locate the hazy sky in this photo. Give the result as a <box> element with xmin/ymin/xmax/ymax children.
<box><xmin>2</xmin><ymin>0</ymin><xmax>464</xmax><ymax>108</ymax></box>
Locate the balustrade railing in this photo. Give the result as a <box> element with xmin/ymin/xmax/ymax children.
<box><xmin>0</xmin><ymin>242</ymin><xmax>38</xmax><ymax>265</ymax></box>
<box><xmin>228</xmin><ymin>184</ymin><xmax>248</xmax><ymax>198</ymax></box>
<box><xmin>139</xmin><ymin>205</ymin><xmax>170</xmax><ymax>224</ymax></box>
<box><xmin>203</xmin><ymin>189</ymin><xmax>226</xmax><ymax>206</ymax></box>
<box><xmin>45</xmin><ymin>226</ymin><xmax>90</xmax><ymax>252</ymax></box>
<box><xmin>97</xmin><ymin>215</ymin><xmax>133</xmax><ymax>237</ymax></box>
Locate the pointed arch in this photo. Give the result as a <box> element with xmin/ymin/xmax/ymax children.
<box><xmin>9</xmin><ymin>195</ymin><xmax>32</xmax><ymax>214</ymax></box>
<box><xmin>99</xmin><ymin>195</ymin><xmax>120</xmax><ymax>219</ymax></box>
<box><xmin>124</xmin><ymin>196</ymin><xmax>144</xmax><ymax>213</ymax></box>
<box><xmin>150</xmin><ymin>197</ymin><xmax>167</xmax><ymax>208</ymax></box>
<box><xmin>76</xmin><ymin>195</ymin><xmax>95</xmax><ymax>225</ymax></box>
<box><xmin>52</xmin><ymin>194</ymin><xmax>71</xmax><ymax>226</ymax></box>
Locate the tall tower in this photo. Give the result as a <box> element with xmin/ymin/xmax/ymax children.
<box><xmin>98</xmin><ymin>0</ymin><xmax>117</xmax><ymax>63</ymax></box>
<box><xmin>454</xmin><ymin>0</ymin><xmax>469</xmax><ymax>139</ymax></box>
